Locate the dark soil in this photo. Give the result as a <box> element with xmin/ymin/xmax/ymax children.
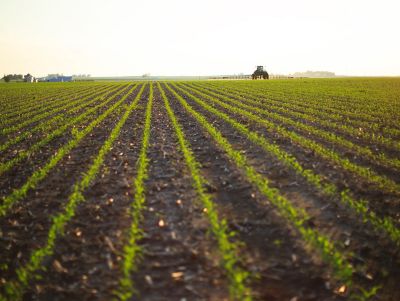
<box><xmin>0</xmin><ymin>84</ymin><xmax>122</xmax><ymax>150</ymax></box>
<box><xmin>130</xmin><ymin>86</ymin><xmax>228</xmax><ymax>301</ymax></box>
<box><xmin>0</xmin><ymin>84</ymin><xmax>127</xmax><ymax>152</ymax></box>
<box><xmin>0</xmin><ymin>84</ymin><xmax>132</xmax><ymax>196</ymax></box>
<box><xmin>23</xmin><ymin>85</ymin><xmax>149</xmax><ymax>301</ymax></box>
<box><xmin>1</xmin><ymin>82</ymin><xmax>399</xmax><ymax>301</ymax></box>
<box><xmin>164</xmin><ymin>84</ymin><xmax>340</xmax><ymax>301</ymax></box>
<box><xmin>0</xmin><ymin>84</ymin><xmax>139</xmax><ymax>283</ymax></box>
<box><xmin>0</xmin><ymin>85</ymin><xmax>89</xmax><ymax>121</ymax></box>
<box><xmin>167</xmin><ymin>83</ymin><xmax>400</xmax><ymax>300</ymax></box>
<box><xmin>174</xmin><ymin>84</ymin><xmax>400</xmax><ymax>224</ymax></box>
<box><xmin>183</xmin><ymin>83</ymin><xmax>400</xmax><ymax>183</ymax></box>
<box><xmin>188</xmin><ymin>82</ymin><xmax>400</xmax><ymax>159</ymax></box>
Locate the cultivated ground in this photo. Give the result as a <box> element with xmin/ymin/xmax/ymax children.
<box><xmin>0</xmin><ymin>78</ymin><xmax>399</xmax><ymax>301</ymax></box>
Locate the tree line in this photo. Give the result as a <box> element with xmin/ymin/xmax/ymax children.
<box><xmin>2</xmin><ymin>74</ymin><xmax>24</xmax><ymax>82</ymax></box>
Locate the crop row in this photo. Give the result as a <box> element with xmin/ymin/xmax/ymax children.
<box><xmin>113</xmin><ymin>84</ymin><xmax>152</xmax><ymax>301</ymax></box>
<box><xmin>174</xmin><ymin>83</ymin><xmax>400</xmax><ymax>196</ymax></box>
<box><xmin>222</xmin><ymin>80</ymin><xmax>399</xmax><ymax>127</ymax></box>
<box><xmin>0</xmin><ymin>84</ymin><xmax>139</xmax><ymax>217</ymax></box>
<box><xmin>0</xmin><ymin>84</ymin><xmax>100</xmax><ymax>126</ymax></box>
<box><xmin>1</xmin><ymin>81</ymin><xmax>390</xmax><ymax>299</ymax></box>
<box><xmin>160</xmin><ymin>83</ymin><xmax>251</xmax><ymax>300</ymax></box>
<box><xmin>208</xmin><ymin>81</ymin><xmax>400</xmax><ymax>138</ymax></box>
<box><xmin>165</xmin><ymin>83</ymin><xmax>356</xmax><ymax>291</ymax></box>
<box><xmin>191</xmin><ymin>82</ymin><xmax>400</xmax><ymax>152</ymax></box>
<box><xmin>0</xmin><ymin>84</ymin><xmax>145</xmax><ymax>301</ymax></box>
<box><xmin>0</xmin><ymin>84</ymin><xmax>116</xmax><ymax>136</ymax></box>
<box><xmin>0</xmin><ymin>84</ymin><xmax>95</xmax><ymax>116</ymax></box>
<box><xmin>2</xmin><ymin>84</ymin><xmax>145</xmax><ymax>299</ymax></box>
<box><xmin>1</xmin><ymin>84</ymin><xmax>102</xmax><ymax>128</ymax></box>
<box><xmin>0</xmin><ymin>84</ymin><xmax>127</xmax><ymax>154</ymax></box>
<box><xmin>0</xmin><ymin>84</ymin><xmax>131</xmax><ymax>175</ymax></box>
<box><xmin>170</xmin><ymin>83</ymin><xmax>400</xmax><ymax>246</ymax></box>
<box><xmin>185</xmin><ymin>83</ymin><xmax>400</xmax><ymax>172</ymax></box>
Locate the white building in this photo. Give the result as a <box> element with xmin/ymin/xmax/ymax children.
<box><xmin>24</xmin><ymin>74</ymin><xmax>35</xmax><ymax>83</ymax></box>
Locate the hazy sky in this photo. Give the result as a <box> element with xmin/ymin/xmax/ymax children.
<box><xmin>1</xmin><ymin>0</ymin><xmax>399</xmax><ymax>76</ymax></box>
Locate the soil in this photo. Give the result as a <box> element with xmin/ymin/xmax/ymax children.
<box><xmin>166</xmin><ymin>83</ymin><xmax>400</xmax><ymax>300</ymax></box>
<box><xmin>0</xmin><ymin>82</ymin><xmax>399</xmax><ymax>301</ymax></box>
<box><xmin>0</xmin><ymin>84</ymin><xmax>138</xmax><ymax>281</ymax></box>
<box><xmin>163</xmin><ymin>84</ymin><xmax>340</xmax><ymax>301</ymax></box>
<box><xmin>0</xmin><ymin>84</ymin><xmax>127</xmax><ymax>147</ymax></box>
<box><xmin>0</xmin><ymin>84</ymin><xmax>131</xmax><ymax>195</ymax></box>
<box><xmin>174</xmin><ymin>84</ymin><xmax>400</xmax><ymax>224</ymax></box>
<box><xmin>183</xmin><ymin>83</ymin><xmax>400</xmax><ymax>182</ymax></box>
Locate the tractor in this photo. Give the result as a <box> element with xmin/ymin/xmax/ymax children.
<box><xmin>252</xmin><ymin>66</ymin><xmax>269</xmax><ymax>79</ymax></box>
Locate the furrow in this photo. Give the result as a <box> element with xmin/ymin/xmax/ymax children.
<box><xmin>170</xmin><ymin>83</ymin><xmax>400</xmax><ymax>246</ymax></box>
<box><xmin>0</xmin><ymin>84</ymin><xmax>139</xmax><ymax>217</ymax></box>
<box><xmin>165</xmin><ymin>83</ymin><xmax>356</xmax><ymax>292</ymax></box>
<box><xmin>173</xmin><ymin>83</ymin><xmax>400</xmax><ymax>196</ymax></box>
<box><xmin>190</xmin><ymin>82</ymin><xmax>400</xmax><ymax>153</ymax></box>
<box><xmin>0</xmin><ymin>83</ymin><xmax>146</xmax><ymax>301</ymax></box>
<box><xmin>0</xmin><ymin>84</ymin><xmax>131</xmax><ymax>174</ymax></box>
<box><xmin>183</xmin><ymin>83</ymin><xmax>400</xmax><ymax>174</ymax></box>
<box><xmin>0</xmin><ymin>85</ymin><xmax>99</xmax><ymax>127</ymax></box>
<box><xmin>0</xmin><ymin>85</ymin><xmax>112</xmax><ymax>136</ymax></box>
<box><xmin>160</xmin><ymin>83</ymin><xmax>251</xmax><ymax>300</ymax></box>
<box><xmin>113</xmin><ymin>84</ymin><xmax>153</xmax><ymax>301</ymax></box>
<box><xmin>0</xmin><ymin>84</ymin><xmax>126</xmax><ymax>153</ymax></box>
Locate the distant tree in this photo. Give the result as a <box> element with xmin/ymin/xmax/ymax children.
<box><xmin>2</xmin><ymin>73</ymin><xmax>34</xmax><ymax>82</ymax></box>
<box><xmin>2</xmin><ymin>74</ymin><xmax>25</xmax><ymax>82</ymax></box>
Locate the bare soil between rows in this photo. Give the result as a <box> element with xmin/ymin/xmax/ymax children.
<box><xmin>166</xmin><ymin>83</ymin><xmax>400</xmax><ymax>300</ymax></box>
<box><xmin>0</xmin><ymin>83</ymin><xmax>399</xmax><ymax>300</ymax></box>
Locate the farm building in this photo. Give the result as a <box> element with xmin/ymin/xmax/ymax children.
<box><xmin>24</xmin><ymin>74</ymin><xmax>35</xmax><ymax>83</ymax></box>
<box><xmin>42</xmin><ymin>75</ymin><xmax>73</xmax><ymax>82</ymax></box>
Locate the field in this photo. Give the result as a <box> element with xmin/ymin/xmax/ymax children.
<box><xmin>0</xmin><ymin>78</ymin><xmax>399</xmax><ymax>301</ymax></box>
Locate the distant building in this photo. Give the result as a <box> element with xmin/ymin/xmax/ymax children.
<box><xmin>42</xmin><ymin>74</ymin><xmax>73</xmax><ymax>82</ymax></box>
<box><xmin>48</xmin><ymin>76</ymin><xmax>73</xmax><ymax>82</ymax></box>
<box><xmin>24</xmin><ymin>73</ymin><xmax>35</xmax><ymax>83</ymax></box>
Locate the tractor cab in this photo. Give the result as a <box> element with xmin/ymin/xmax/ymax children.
<box><xmin>252</xmin><ymin>66</ymin><xmax>269</xmax><ymax>79</ymax></box>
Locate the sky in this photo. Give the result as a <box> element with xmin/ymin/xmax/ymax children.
<box><xmin>1</xmin><ymin>0</ymin><xmax>399</xmax><ymax>77</ymax></box>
